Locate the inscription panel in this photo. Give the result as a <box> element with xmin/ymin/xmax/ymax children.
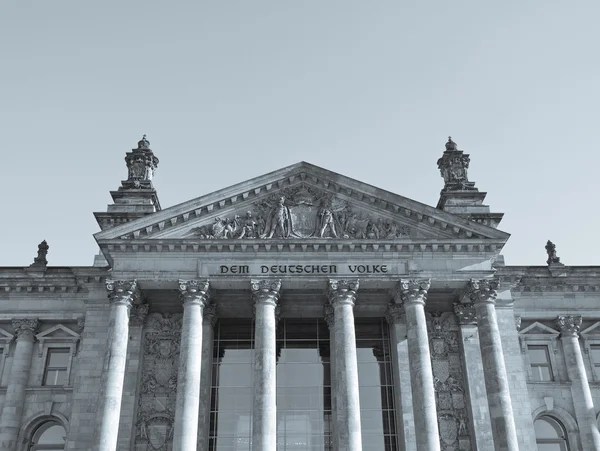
<box><xmin>200</xmin><ymin>261</ymin><xmax>407</xmax><ymax>277</ymax></box>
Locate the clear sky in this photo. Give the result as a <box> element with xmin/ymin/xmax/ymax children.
<box><xmin>1</xmin><ymin>2</ymin><xmax>599</xmax><ymax>267</ymax></box>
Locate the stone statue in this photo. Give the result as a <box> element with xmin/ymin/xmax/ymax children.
<box><xmin>261</xmin><ymin>197</ymin><xmax>293</xmax><ymax>238</ymax></box>
<box><xmin>31</xmin><ymin>240</ymin><xmax>49</xmax><ymax>267</ymax></box>
<box><xmin>546</xmin><ymin>240</ymin><xmax>561</xmax><ymax>265</ymax></box>
<box><xmin>241</xmin><ymin>211</ymin><xmax>259</xmax><ymax>238</ymax></box>
<box><xmin>314</xmin><ymin>200</ymin><xmax>338</xmax><ymax>238</ymax></box>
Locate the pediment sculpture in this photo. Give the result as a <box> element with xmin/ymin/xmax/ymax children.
<box><xmin>187</xmin><ymin>185</ymin><xmax>410</xmax><ymax>240</ymax></box>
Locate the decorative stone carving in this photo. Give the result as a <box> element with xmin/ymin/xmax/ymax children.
<box><xmin>250</xmin><ymin>279</ymin><xmax>282</xmax><ymax>305</ymax></box>
<box><xmin>188</xmin><ymin>183</ymin><xmax>410</xmax><ymax>240</ymax></box>
<box><xmin>463</xmin><ymin>278</ymin><xmax>498</xmax><ymax>304</ymax></box>
<box><xmin>135</xmin><ymin>313</ymin><xmax>182</xmax><ymax>451</ymax></box>
<box><xmin>453</xmin><ymin>303</ymin><xmax>477</xmax><ymax>325</ymax></box>
<box><xmin>515</xmin><ymin>316</ymin><xmax>522</xmax><ymax>331</ymax></box>
<box><xmin>395</xmin><ymin>279</ymin><xmax>431</xmax><ymax>306</ymax></box>
<box><xmin>385</xmin><ymin>303</ymin><xmax>405</xmax><ymax>325</ymax></box>
<box><xmin>12</xmin><ymin>319</ymin><xmax>40</xmax><ymax>339</ymax></box>
<box><xmin>546</xmin><ymin>240</ymin><xmax>562</xmax><ymax>265</ymax></box>
<box><xmin>179</xmin><ymin>279</ymin><xmax>211</xmax><ymax>306</ymax></box>
<box><xmin>327</xmin><ymin>279</ymin><xmax>359</xmax><ymax>306</ymax></box>
<box><xmin>123</xmin><ymin>135</ymin><xmax>159</xmax><ymax>189</ymax></box>
<box><xmin>203</xmin><ymin>303</ymin><xmax>218</xmax><ymax>327</ymax></box>
<box><xmin>30</xmin><ymin>240</ymin><xmax>48</xmax><ymax>267</ymax></box>
<box><xmin>76</xmin><ymin>317</ymin><xmax>85</xmax><ymax>334</ymax></box>
<box><xmin>323</xmin><ymin>304</ymin><xmax>334</xmax><ymax>328</ymax></box>
<box><xmin>130</xmin><ymin>304</ymin><xmax>149</xmax><ymax>327</ymax></box>
<box><xmin>437</xmin><ymin>137</ymin><xmax>477</xmax><ymax>191</ymax></box>
<box><xmin>556</xmin><ymin>315</ymin><xmax>582</xmax><ymax>337</ymax></box>
<box><xmin>106</xmin><ymin>279</ymin><xmax>140</xmax><ymax>306</ymax></box>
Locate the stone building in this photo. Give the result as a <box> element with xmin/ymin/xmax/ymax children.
<box><xmin>0</xmin><ymin>135</ymin><xmax>598</xmax><ymax>451</ymax></box>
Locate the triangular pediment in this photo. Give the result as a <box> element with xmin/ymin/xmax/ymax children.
<box><xmin>581</xmin><ymin>322</ymin><xmax>600</xmax><ymax>336</ymax></box>
<box><xmin>519</xmin><ymin>322</ymin><xmax>560</xmax><ymax>336</ymax></box>
<box><xmin>95</xmin><ymin>162</ymin><xmax>509</xmax><ymax>245</ymax></box>
<box><xmin>36</xmin><ymin>324</ymin><xmax>80</xmax><ymax>341</ymax></box>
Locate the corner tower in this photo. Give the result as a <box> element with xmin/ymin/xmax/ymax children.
<box><xmin>436</xmin><ymin>137</ymin><xmax>504</xmax><ymax>229</ymax></box>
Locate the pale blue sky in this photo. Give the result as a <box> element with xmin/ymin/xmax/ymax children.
<box><xmin>1</xmin><ymin>2</ymin><xmax>599</xmax><ymax>266</ymax></box>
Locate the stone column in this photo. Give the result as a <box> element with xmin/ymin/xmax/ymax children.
<box><xmin>198</xmin><ymin>303</ymin><xmax>217</xmax><ymax>450</ymax></box>
<box><xmin>454</xmin><ymin>303</ymin><xmax>494</xmax><ymax>450</ymax></box>
<box><xmin>385</xmin><ymin>305</ymin><xmax>416</xmax><ymax>451</ymax></box>
<box><xmin>464</xmin><ymin>279</ymin><xmax>518</xmax><ymax>451</ymax></box>
<box><xmin>556</xmin><ymin>315</ymin><xmax>600</xmax><ymax>449</ymax></box>
<box><xmin>324</xmin><ymin>305</ymin><xmax>338</xmax><ymax>451</ymax></box>
<box><xmin>395</xmin><ymin>279</ymin><xmax>440</xmax><ymax>451</ymax></box>
<box><xmin>251</xmin><ymin>279</ymin><xmax>281</xmax><ymax>451</ymax></box>
<box><xmin>327</xmin><ymin>279</ymin><xmax>362</xmax><ymax>451</ymax></box>
<box><xmin>0</xmin><ymin>319</ymin><xmax>39</xmax><ymax>451</ymax></box>
<box><xmin>173</xmin><ymin>280</ymin><xmax>211</xmax><ymax>451</ymax></box>
<box><xmin>95</xmin><ymin>280</ymin><xmax>139</xmax><ymax>451</ymax></box>
<box><xmin>117</xmin><ymin>304</ymin><xmax>149</xmax><ymax>450</ymax></box>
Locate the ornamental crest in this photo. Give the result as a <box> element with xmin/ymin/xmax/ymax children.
<box><xmin>187</xmin><ymin>184</ymin><xmax>409</xmax><ymax>240</ymax></box>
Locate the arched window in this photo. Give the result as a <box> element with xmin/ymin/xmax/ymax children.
<box><xmin>29</xmin><ymin>421</ymin><xmax>66</xmax><ymax>451</ymax></box>
<box><xmin>534</xmin><ymin>416</ymin><xmax>569</xmax><ymax>451</ymax></box>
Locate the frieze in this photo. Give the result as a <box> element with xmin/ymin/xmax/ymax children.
<box><xmin>187</xmin><ymin>184</ymin><xmax>410</xmax><ymax>240</ymax></box>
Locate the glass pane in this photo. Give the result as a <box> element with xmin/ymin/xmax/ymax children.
<box><xmin>47</xmin><ymin>349</ymin><xmax>70</xmax><ymax>367</ymax></box>
<box><xmin>528</xmin><ymin>346</ymin><xmax>550</xmax><ymax>364</ymax></box>
<box><xmin>590</xmin><ymin>345</ymin><xmax>600</xmax><ymax>364</ymax></box>
<box><xmin>218</xmin><ymin>365</ymin><xmax>253</xmax><ymax>387</ymax></box>
<box><xmin>534</xmin><ymin>417</ymin><xmax>561</xmax><ymax>438</ymax></box>
<box><xmin>536</xmin><ymin>444</ymin><xmax>562</xmax><ymax>451</ymax></box>
<box><xmin>37</xmin><ymin>424</ymin><xmax>66</xmax><ymax>444</ymax></box>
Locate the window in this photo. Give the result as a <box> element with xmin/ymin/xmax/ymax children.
<box><xmin>534</xmin><ymin>416</ymin><xmax>569</xmax><ymax>451</ymax></box>
<box><xmin>528</xmin><ymin>345</ymin><xmax>553</xmax><ymax>381</ymax></box>
<box><xmin>43</xmin><ymin>349</ymin><xmax>70</xmax><ymax>386</ymax></box>
<box><xmin>589</xmin><ymin>345</ymin><xmax>600</xmax><ymax>375</ymax></box>
<box><xmin>29</xmin><ymin>421</ymin><xmax>66</xmax><ymax>450</ymax></box>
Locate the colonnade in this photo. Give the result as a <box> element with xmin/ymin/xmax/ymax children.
<box><xmin>91</xmin><ymin>277</ymin><xmax>524</xmax><ymax>451</ymax></box>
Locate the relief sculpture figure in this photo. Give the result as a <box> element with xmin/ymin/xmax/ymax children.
<box><xmin>314</xmin><ymin>200</ymin><xmax>338</xmax><ymax>238</ymax></box>
<box><xmin>261</xmin><ymin>197</ymin><xmax>294</xmax><ymax>238</ymax></box>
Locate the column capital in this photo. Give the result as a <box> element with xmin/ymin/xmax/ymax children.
<box><xmin>556</xmin><ymin>315</ymin><xmax>582</xmax><ymax>337</ymax></box>
<box><xmin>323</xmin><ymin>304</ymin><xmax>334</xmax><ymax>328</ymax></box>
<box><xmin>251</xmin><ymin>279</ymin><xmax>281</xmax><ymax>306</ymax></box>
<box><xmin>12</xmin><ymin>318</ymin><xmax>40</xmax><ymax>340</ymax></box>
<box><xmin>327</xmin><ymin>279</ymin><xmax>359</xmax><ymax>306</ymax></box>
<box><xmin>130</xmin><ymin>304</ymin><xmax>149</xmax><ymax>327</ymax></box>
<box><xmin>394</xmin><ymin>279</ymin><xmax>431</xmax><ymax>306</ymax></box>
<box><xmin>203</xmin><ymin>303</ymin><xmax>218</xmax><ymax>327</ymax></box>
<box><xmin>464</xmin><ymin>278</ymin><xmax>499</xmax><ymax>304</ymax></box>
<box><xmin>106</xmin><ymin>279</ymin><xmax>140</xmax><ymax>307</ymax></box>
<box><xmin>385</xmin><ymin>303</ymin><xmax>406</xmax><ymax>325</ymax></box>
<box><xmin>179</xmin><ymin>279</ymin><xmax>211</xmax><ymax>306</ymax></box>
<box><xmin>453</xmin><ymin>302</ymin><xmax>477</xmax><ymax>325</ymax></box>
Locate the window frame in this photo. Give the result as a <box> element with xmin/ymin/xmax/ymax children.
<box><xmin>28</xmin><ymin>420</ymin><xmax>66</xmax><ymax>451</ymax></box>
<box><xmin>527</xmin><ymin>344</ymin><xmax>554</xmax><ymax>382</ymax></box>
<box><xmin>0</xmin><ymin>328</ymin><xmax>13</xmax><ymax>385</ymax></box>
<box><xmin>518</xmin><ymin>321</ymin><xmax>560</xmax><ymax>384</ymax></box>
<box><xmin>534</xmin><ymin>416</ymin><xmax>570</xmax><ymax>450</ymax></box>
<box><xmin>35</xmin><ymin>325</ymin><xmax>80</xmax><ymax>387</ymax></box>
<box><xmin>580</xmin><ymin>321</ymin><xmax>600</xmax><ymax>382</ymax></box>
<box><xmin>42</xmin><ymin>348</ymin><xmax>71</xmax><ymax>387</ymax></box>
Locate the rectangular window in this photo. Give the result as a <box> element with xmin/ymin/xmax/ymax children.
<box><xmin>43</xmin><ymin>348</ymin><xmax>70</xmax><ymax>386</ymax></box>
<box><xmin>528</xmin><ymin>345</ymin><xmax>553</xmax><ymax>381</ymax></box>
<box><xmin>590</xmin><ymin>345</ymin><xmax>600</xmax><ymax>375</ymax></box>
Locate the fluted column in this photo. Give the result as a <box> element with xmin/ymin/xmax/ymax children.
<box><xmin>198</xmin><ymin>303</ymin><xmax>218</xmax><ymax>450</ymax></box>
<box><xmin>386</xmin><ymin>305</ymin><xmax>416</xmax><ymax>451</ymax></box>
<box><xmin>556</xmin><ymin>315</ymin><xmax>600</xmax><ymax>449</ymax></box>
<box><xmin>251</xmin><ymin>279</ymin><xmax>281</xmax><ymax>451</ymax></box>
<box><xmin>173</xmin><ymin>280</ymin><xmax>211</xmax><ymax>451</ymax></box>
<box><xmin>324</xmin><ymin>305</ymin><xmax>338</xmax><ymax>451</ymax></box>
<box><xmin>0</xmin><ymin>319</ymin><xmax>39</xmax><ymax>450</ymax></box>
<box><xmin>464</xmin><ymin>279</ymin><xmax>518</xmax><ymax>451</ymax></box>
<box><xmin>327</xmin><ymin>279</ymin><xmax>362</xmax><ymax>451</ymax></box>
<box><xmin>95</xmin><ymin>280</ymin><xmax>139</xmax><ymax>451</ymax></box>
<box><xmin>395</xmin><ymin>279</ymin><xmax>440</xmax><ymax>451</ymax></box>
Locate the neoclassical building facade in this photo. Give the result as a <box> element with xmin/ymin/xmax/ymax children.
<box><xmin>0</xmin><ymin>136</ymin><xmax>598</xmax><ymax>451</ymax></box>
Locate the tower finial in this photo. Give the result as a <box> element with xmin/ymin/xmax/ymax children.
<box><xmin>137</xmin><ymin>134</ymin><xmax>150</xmax><ymax>150</ymax></box>
<box><xmin>445</xmin><ymin>136</ymin><xmax>457</xmax><ymax>151</ymax></box>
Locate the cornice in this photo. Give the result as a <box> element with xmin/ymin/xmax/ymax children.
<box><xmin>97</xmin><ymin>238</ymin><xmax>506</xmax><ymax>256</ymax></box>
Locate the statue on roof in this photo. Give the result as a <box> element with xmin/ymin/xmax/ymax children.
<box><xmin>437</xmin><ymin>136</ymin><xmax>477</xmax><ymax>191</ymax></box>
<box><xmin>545</xmin><ymin>240</ymin><xmax>561</xmax><ymax>265</ymax></box>
<box><xmin>31</xmin><ymin>240</ymin><xmax>48</xmax><ymax>267</ymax></box>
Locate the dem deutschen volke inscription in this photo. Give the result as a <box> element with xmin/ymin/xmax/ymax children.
<box><xmin>201</xmin><ymin>261</ymin><xmax>407</xmax><ymax>277</ymax></box>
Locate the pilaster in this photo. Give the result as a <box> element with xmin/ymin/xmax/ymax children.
<box><xmin>198</xmin><ymin>303</ymin><xmax>217</xmax><ymax>450</ymax></box>
<box><xmin>556</xmin><ymin>315</ymin><xmax>600</xmax><ymax>449</ymax></box>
